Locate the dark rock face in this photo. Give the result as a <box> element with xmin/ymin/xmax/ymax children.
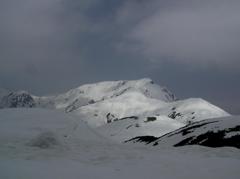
<box><xmin>168</xmin><ymin>111</ymin><xmax>182</xmax><ymax>119</ymax></box>
<box><xmin>106</xmin><ymin>114</ymin><xmax>139</xmax><ymax>124</ymax></box>
<box><xmin>106</xmin><ymin>113</ymin><xmax>117</xmax><ymax>123</ymax></box>
<box><xmin>0</xmin><ymin>91</ymin><xmax>36</xmax><ymax>108</ymax></box>
<box><xmin>125</xmin><ymin>136</ymin><xmax>158</xmax><ymax>144</ymax></box>
<box><xmin>173</xmin><ymin>125</ymin><xmax>240</xmax><ymax>148</ymax></box>
<box><xmin>144</xmin><ymin>117</ymin><xmax>157</xmax><ymax>122</ymax></box>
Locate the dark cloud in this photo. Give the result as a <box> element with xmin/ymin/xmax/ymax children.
<box><xmin>0</xmin><ymin>0</ymin><xmax>239</xmax><ymax>114</ymax></box>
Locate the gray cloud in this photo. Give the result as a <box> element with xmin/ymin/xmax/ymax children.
<box><xmin>0</xmin><ymin>0</ymin><xmax>239</xmax><ymax>114</ymax></box>
<box><xmin>117</xmin><ymin>0</ymin><xmax>240</xmax><ymax>69</ymax></box>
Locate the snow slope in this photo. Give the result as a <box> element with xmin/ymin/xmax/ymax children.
<box><xmin>0</xmin><ymin>79</ymin><xmax>230</xmax><ymax>142</ymax></box>
<box><xmin>97</xmin><ymin>115</ymin><xmax>185</xmax><ymax>142</ymax></box>
<box><xmin>127</xmin><ymin>116</ymin><xmax>240</xmax><ymax>149</ymax></box>
<box><xmin>35</xmin><ymin>78</ymin><xmax>176</xmax><ymax>111</ymax></box>
<box><xmin>0</xmin><ymin>108</ymin><xmax>240</xmax><ymax>179</ymax></box>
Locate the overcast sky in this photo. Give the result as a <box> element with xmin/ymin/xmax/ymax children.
<box><xmin>0</xmin><ymin>0</ymin><xmax>239</xmax><ymax>114</ymax></box>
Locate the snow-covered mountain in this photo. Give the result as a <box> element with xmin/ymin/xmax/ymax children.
<box><xmin>0</xmin><ymin>78</ymin><xmax>230</xmax><ymax>142</ymax></box>
<box><xmin>0</xmin><ymin>79</ymin><xmax>239</xmax><ymax>179</ymax></box>
<box><xmin>34</xmin><ymin>78</ymin><xmax>177</xmax><ymax>110</ymax></box>
<box><xmin>0</xmin><ymin>91</ymin><xmax>36</xmax><ymax>108</ymax></box>
<box><xmin>126</xmin><ymin>116</ymin><xmax>240</xmax><ymax>149</ymax></box>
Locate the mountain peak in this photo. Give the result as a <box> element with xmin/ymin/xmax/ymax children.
<box><xmin>0</xmin><ymin>78</ymin><xmax>229</xmax><ymax>141</ymax></box>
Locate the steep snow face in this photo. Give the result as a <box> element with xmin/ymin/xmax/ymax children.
<box><xmin>48</xmin><ymin>78</ymin><xmax>176</xmax><ymax>111</ymax></box>
<box><xmin>0</xmin><ymin>91</ymin><xmax>36</xmax><ymax>109</ymax></box>
<box><xmin>127</xmin><ymin>116</ymin><xmax>240</xmax><ymax>149</ymax></box>
<box><xmin>68</xmin><ymin>78</ymin><xmax>176</xmax><ymax>102</ymax></box>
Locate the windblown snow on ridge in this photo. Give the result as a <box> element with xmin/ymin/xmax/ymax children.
<box><xmin>126</xmin><ymin>116</ymin><xmax>240</xmax><ymax>149</ymax></box>
<box><xmin>0</xmin><ymin>78</ymin><xmax>230</xmax><ymax>142</ymax></box>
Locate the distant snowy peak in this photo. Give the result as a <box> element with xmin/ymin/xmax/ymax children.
<box><xmin>0</xmin><ymin>91</ymin><xmax>35</xmax><ymax>108</ymax></box>
<box><xmin>46</xmin><ymin>78</ymin><xmax>176</xmax><ymax>113</ymax></box>
<box><xmin>73</xmin><ymin>78</ymin><xmax>176</xmax><ymax>102</ymax></box>
<box><xmin>0</xmin><ymin>78</ymin><xmax>175</xmax><ymax>111</ymax></box>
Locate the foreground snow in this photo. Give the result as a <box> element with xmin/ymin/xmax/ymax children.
<box><xmin>0</xmin><ymin>109</ymin><xmax>239</xmax><ymax>179</ymax></box>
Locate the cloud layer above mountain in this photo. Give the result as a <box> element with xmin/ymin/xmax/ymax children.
<box><xmin>117</xmin><ymin>0</ymin><xmax>240</xmax><ymax>68</ymax></box>
<box><xmin>0</xmin><ymin>0</ymin><xmax>239</xmax><ymax>113</ymax></box>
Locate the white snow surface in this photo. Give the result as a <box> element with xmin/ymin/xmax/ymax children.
<box><xmin>0</xmin><ymin>108</ymin><xmax>240</xmax><ymax>179</ymax></box>
<box><xmin>0</xmin><ymin>79</ymin><xmax>230</xmax><ymax>142</ymax></box>
<box><xmin>97</xmin><ymin>115</ymin><xmax>185</xmax><ymax>142</ymax></box>
<box><xmin>35</xmin><ymin>78</ymin><xmax>176</xmax><ymax>110</ymax></box>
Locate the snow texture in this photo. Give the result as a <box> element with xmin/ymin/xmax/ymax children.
<box><xmin>0</xmin><ymin>79</ymin><xmax>230</xmax><ymax>142</ymax></box>
<box><xmin>127</xmin><ymin>116</ymin><xmax>240</xmax><ymax>149</ymax></box>
<box><xmin>0</xmin><ymin>109</ymin><xmax>239</xmax><ymax>179</ymax></box>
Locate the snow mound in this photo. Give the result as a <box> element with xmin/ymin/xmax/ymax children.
<box><xmin>127</xmin><ymin>116</ymin><xmax>240</xmax><ymax>149</ymax></box>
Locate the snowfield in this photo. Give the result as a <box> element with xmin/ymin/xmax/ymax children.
<box><xmin>0</xmin><ymin>109</ymin><xmax>240</xmax><ymax>179</ymax></box>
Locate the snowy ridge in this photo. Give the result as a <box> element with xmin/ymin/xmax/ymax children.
<box><xmin>0</xmin><ymin>78</ymin><xmax>230</xmax><ymax>142</ymax></box>
<box><xmin>93</xmin><ymin>97</ymin><xmax>229</xmax><ymax>141</ymax></box>
<box><xmin>126</xmin><ymin>116</ymin><xmax>240</xmax><ymax>149</ymax></box>
<box><xmin>37</xmin><ymin>78</ymin><xmax>176</xmax><ymax>111</ymax></box>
